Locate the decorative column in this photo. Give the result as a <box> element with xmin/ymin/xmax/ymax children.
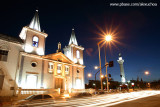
<box><xmin>117</xmin><ymin>53</ymin><xmax>126</xmax><ymax>84</ymax></box>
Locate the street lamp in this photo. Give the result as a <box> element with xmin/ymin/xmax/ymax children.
<box><xmin>101</xmin><ymin>75</ymin><xmax>104</xmax><ymax>78</ymax></box>
<box><xmin>94</xmin><ymin>66</ymin><xmax>99</xmax><ymax>70</ymax></box>
<box><xmin>105</xmin><ymin>35</ymin><xmax>112</xmax><ymax>41</ymax></box>
<box><xmin>97</xmin><ymin>34</ymin><xmax>112</xmax><ymax>91</ymax></box>
<box><xmin>144</xmin><ymin>71</ymin><xmax>149</xmax><ymax>75</ymax></box>
<box><xmin>98</xmin><ymin>41</ymin><xmax>103</xmax><ymax>91</ymax></box>
<box><xmin>144</xmin><ymin>71</ymin><xmax>150</xmax><ymax>88</ymax></box>
<box><xmin>88</xmin><ymin>73</ymin><xmax>92</xmax><ymax>77</ymax></box>
<box><xmin>104</xmin><ymin>35</ymin><xmax>112</xmax><ymax>92</ymax></box>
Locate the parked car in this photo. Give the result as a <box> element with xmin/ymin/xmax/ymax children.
<box><xmin>13</xmin><ymin>94</ymin><xmax>55</xmax><ymax>106</ymax></box>
<box><xmin>71</xmin><ymin>92</ymin><xmax>92</xmax><ymax>98</ymax></box>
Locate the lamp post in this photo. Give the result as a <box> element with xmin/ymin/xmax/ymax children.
<box><xmin>97</xmin><ymin>35</ymin><xmax>112</xmax><ymax>91</ymax></box>
<box><xmin>87</xmin><ymin>73</ymin><xmax>92</xmax><ymax>87</ymax></box>
<box><xmin>104</xmin><ymin>35</ymin><xmax>112</xmax><ymax>92</ymax></box>
<box><xmin>144</xmin><ymin>71</ymin><xmax>150</xmax><ymax>88</ymax></box>
<box><xmin>98</xmin><ymin>42</ymin><xmax>103</xmax><ymax>91</ymax></box>
<box><xmin>104</xmin><ymin>42</ymin><xmax>109</xmax><ymax>92</ymax></box>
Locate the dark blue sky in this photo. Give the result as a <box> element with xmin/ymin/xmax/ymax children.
<box><xmin>0</xmin><ymin>0</ymin><xmax>160</xmax><ymax>83</ymax></box>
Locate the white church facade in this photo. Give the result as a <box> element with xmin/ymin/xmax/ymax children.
<box><xmin>0</xmin><ymin>10</ymin><xmax>85</xmax><ymax>96</ymax></box>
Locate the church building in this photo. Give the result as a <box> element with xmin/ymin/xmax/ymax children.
<box><xmin>0</xmin><ymin>10</ymin><xmax>85</xmax><ymax>96</ymax></box>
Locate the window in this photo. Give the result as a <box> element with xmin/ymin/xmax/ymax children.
<box><xmin>44</xmin><ymin>95</ymin><xmax>52</xmax><ymax>99</ymax></box>
<box><xmin>48</xmin><ymin>62</ymin><xmax>54</xmax><ymax>73</ymax></box>
<box><xmin>65</xmin><ymin>66</ymin><xmax>69</xmax><ymax>75</ymax></box>
<box><xmin>77</xmin><ymin>70</ymin><xmax>80</xmax><ymax>73</ymax></box>
<box><xmin>0</xmin><ymin>70</ymin><xmax>4</xmax><ymax>90</ymax></box>
<box><xmin>76</xmin><ymin>50</ymin><xmax>80</xmax><ymax>59</ymax></box>
<box><xmin>31</xmin><ymin>62</ymin><xmax>37</xmax><ymax>67</ymax></box>
<box><xmin>32</xmin><ymin>36</ymin><xmax>39</xmax><ymax>47</ymax></box>
<box><xmin>25</xmin><ymin>95</ymin><xmax>35</xmax><ymax>100</ymax></box>
<box><xmin>32</xmin><ymin>95</ymin><xmax>42</xmax><ymax>100</ymax></box>
<box><xmin>57</xmin><ymin>64</ymin><xmax>62</xmax><ymax>74</ymax></box>
<box><xmin>0</xmin><ymin>50</ymin><xmax>8</xmax><ymax>61</ymax></box>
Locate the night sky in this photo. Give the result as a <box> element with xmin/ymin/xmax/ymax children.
<box><xmin>0</xmin><ymin>0</ymin><xmax>160</xmax><ymax>83</ymax></box>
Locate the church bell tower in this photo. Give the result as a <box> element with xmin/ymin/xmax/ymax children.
<box><xmin>63</xmin><ymin>28</ymin><xmax>84</xmax><ymax>65</ymax></box>
<box><xmin>19</xmin><ymin>10</ymin><xmax>48</xmax><ymax>55</ymax></box>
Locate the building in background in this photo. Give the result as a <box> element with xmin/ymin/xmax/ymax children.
<box><xmin>117</xmin><ymin>53</ymin><xmax>126</xmax><ymax>84</ymax></box>
<box><xmin>0</xmin><ymin>10</ymin><xmax>85</xmax><ymax>96</ymax></box>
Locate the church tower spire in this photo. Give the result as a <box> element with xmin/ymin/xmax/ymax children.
<box><xmin>19</xmin><ymin>10</ymin><xmax>48</xmax><ymax>56</ymax></box>
<box><xmin>29</xmin><ymin>10</ymin><xmax>41</xmax><ymax>32</ymax></box>
<box><xmin>69</xmin><ymin>28</ymin><xmax>78</xmax><ymax>45</ymax></box>
<box><xmin>64</xmin><ymin>28</ymin><xmax>84</xmax><ymax>65</ymax></box>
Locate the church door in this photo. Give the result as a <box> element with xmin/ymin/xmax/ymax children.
<box><xmin>55</xmin><ymin>78</ymin><xmax>63</xmax><ymax>89</ymax></box>
<box><xmin>26</xmin><ymin>75</ymin><xmax>37</xmax><ymax>89</ymax></box>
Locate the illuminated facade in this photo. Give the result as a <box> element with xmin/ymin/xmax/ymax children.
<box><xmin>0</xmin><ymin>10</ymin><xmax>85</xmax><ymax>96</ymax></box>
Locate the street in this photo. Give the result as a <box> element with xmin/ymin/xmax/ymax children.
<box><xmin>111</xmin><ymin>94</ymin><xmax>160</xmax><ymax>107</ymax></box>
<box><xmin>12</xmin><ymin>90</ymin><xmax>160</xmax><ymax>107</ymax></box>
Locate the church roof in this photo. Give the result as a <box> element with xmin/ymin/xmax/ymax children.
<box><xmin>69</xmin><ymin>28</ymin><xmax>78</xmax><ymax>45</ymax></box>
<box><xmin>43</xmin><ymin>52</ymin><xmax>74</xmax><ymax>64</ymax></box>
<box><xmin>29</xmin><ymin>10</ymin><xmax>41</xmax><ymax>32</ymax></box>
<box><xmin>0</xmin><ymin>33</ymin><xmax>23</xmax><ymax>44</ymax></box>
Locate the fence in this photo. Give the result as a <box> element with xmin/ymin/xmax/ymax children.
<box><xmin>15</xmin><ymin>87</ymin><xmax>95</xmax><ymax>99</ymax></box>
<box><xmin>16</xmin><ymin>87</ymin><xmax>60</xmax><ymax>98</ymax></box>
<box><xmin>70</xmin><ymin>89</ymin><xmax>95</xmax><ymax>94</ymax></box>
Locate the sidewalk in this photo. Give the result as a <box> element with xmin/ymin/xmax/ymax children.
<box><xmin>0</xmin><ymin>96</ymin><xmax>18</xmax><ymax>107</ymax></box>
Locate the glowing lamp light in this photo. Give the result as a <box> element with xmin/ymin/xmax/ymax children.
<box><xmin>94</xmin><ymin>66</ymin><xmax>99</xmax><ymax>69</ymax></box>
<box><xmin>131</xmin><ymin>83</ymin><xmax>134</xmax><ymax>86</ymax></box>
<box><xmin>105</xmin><ymin>35</ymin><xmax>112</xmax><ymax>41</ymax></box>
<box><xmin>64</xmin><ymin>94</ymin><xmax>70</xmax><ymax>98</ymax></box>
<box><xmin>88</xmin><ymin>73</ymin><xmax>92</xmax><ymax>77</ymax></box>
<box><xmin>101</xmin><ymin>75</ymin><xmax>104</xmax><ymax>78</ymax></box>
<box><xmin>145</xmin><ymin>71</ymin><xmax>149</xmax><ymax>75</ymax></box>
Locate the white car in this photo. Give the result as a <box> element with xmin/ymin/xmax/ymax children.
<box><xmin>13</xmin><ymin>94</ymin><xmax>55</xmax><ymax>106</ymax></box>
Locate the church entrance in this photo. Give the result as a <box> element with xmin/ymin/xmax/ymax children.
<box><xmin>55</xmin><ymin>78</ymin><xmax>63</xmax><ymax>89</ymax></box>
<box><xmin>26</xmin><ymin>75</ymin><xmax>37</xmax><ymax>89</ymax></box>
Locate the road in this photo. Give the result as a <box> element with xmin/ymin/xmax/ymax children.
<box><xmin>111</xmin><ymin>94</ymin><xmax>160</xmax><ymax>107</ymax></box>
<box><xmin>13</xmin><ymin>90</ymin><xmax>160</xmax><ymax>107</ymax></box>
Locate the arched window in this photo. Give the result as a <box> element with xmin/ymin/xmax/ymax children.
<box><xmin>32</xmin><ymin>36</ymin><xmax>39</xmax><ymax>47</ymax></box>
<box><xmin>76</xmin><ymin>50</ymin><xmax>80</xmax><ymax>59</ymax></box>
